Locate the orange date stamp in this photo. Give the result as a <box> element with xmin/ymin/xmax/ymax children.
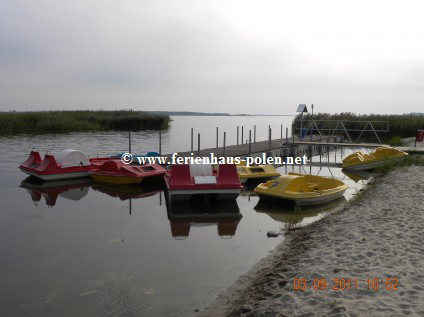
<box><xmin>293</xmin><ymin>277</ymin><xmax>399</xmax><ymax>291</ymax></box>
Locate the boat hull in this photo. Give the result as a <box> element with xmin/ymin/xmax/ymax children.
<box><xmin>342</xmin><ymin>156</ymin><xmax>405</xmax><ymax>171</ymax></box>
<box><xmin>20</xmin><ymin>168</ymin><xmax>92</xmax><ymax>181</ymax></box>
<box><xmin>19</xmin><ymin>150</ymin><xmax>113</xmax><ymax>182</ymax></box>
<box><xmin>254</xmin><ymin>173</ymin><xmax>348</xmax><ymax>206</ymax></box>
<box><xmin>90</xmin><ymin>174</ymin><xmax>143</xmax><ymax>185</ymax></box>
<box><xmin>342</xmin><ymin>147</ymin><xmax>408</xmax><ymax>171</ymax></box>
<box><xmin>166</xmin><ymin>188</ymin><xmax>241</xmax><ymax>201</ymax></box>
<box><xmin>257</xmin><ymin>188</ymin><xmax>347</xmax><ymax>206</ymax></box>
<box><xmin>165</xmin><ymin>164</ymin><xmax>242</xmax><ymax>201</ymax></box>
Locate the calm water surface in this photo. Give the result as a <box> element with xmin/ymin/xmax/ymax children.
<box><xmin>0</xmin><ymin>116</ymin><xmax>369</xmax><ymax>316</ymax></box>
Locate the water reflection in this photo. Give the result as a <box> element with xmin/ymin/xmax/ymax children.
<box><xmin>255</xmin><ymin>196</ymin><xmax>347</xmax><ymax>227</ymax></box>
<box><xmin>20</xmin><ymin>177</ymin><xmax>91</xmax><ymax>207</ymax></box>
<box><xmin>91</xmin><ymin>182</ymin><xmax>164</xmax><ymax>201</ymax></box>
<box><xmin>240</xmin><ymin>183</ymin><xmax>258</xmax><ymax>197</ymax></box>
<box><xmin>19</xmin><ymin>176</ymin><xmax>244</xmax><ymax>239</ymax></box>
<box><xmin>342</xmin><ymin>169</ymin><xmax>373</xmax><ymax>183</ymax></box>
<box><xmin>166</xmin><ymin>197</ymin><xmax>242</xmax><ymax>239</ymax></box>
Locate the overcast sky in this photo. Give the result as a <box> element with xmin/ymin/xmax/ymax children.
<box><xmin>1</xmin><ymin>0</ymin><xmax>423</xmax><ymax>114</ymax></box>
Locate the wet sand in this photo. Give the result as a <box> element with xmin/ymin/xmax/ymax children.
<box><xmin>201</xmin><ymin>165</ymin><xmax>424</xmax><ymax>317</ymax></box>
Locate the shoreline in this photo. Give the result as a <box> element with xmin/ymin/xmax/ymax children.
<box><xmin>200</xmin><ymin>164</ymin><xmax>424</xmax><ymax>317</ymax></box>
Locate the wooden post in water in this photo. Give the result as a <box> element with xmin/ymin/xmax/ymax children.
<box><xmin>128</xmin><ymin>131</ymin><xmax>132</xmax><ymax>153</ymax></box>
<box><xmin>197</xmin><ymin>133</ymin><xmax>200</xmax><ymax>157</ymax></box>
<box><xmin>159</xmin><ymin>130</ymin><xmax>162</xmax><ymax>155</ymax></box>
<box><xmin>129</xmin><ymin>198</ymin><xmax>132</xmax><ymax>215</ymax></box>
<box><xmin>223</xmin><ymin>132</ymin><xmax>226</xmax><ymax>156</ymax></box>
<box><xmin>237</xmin><ymin>126</ymin><xmax>239</xmax><ymax>145</ymax></box>
<box><xmin>254</xmin><ymin>125</ymin><xmax>256</xmax><ymax>143</ymax></box>
<box><xmin>286</xmin><ymin>127</ymin><xmax>288</xmax><ymax>145</ymax></box>
<box><xmin>268</xmin><ymin>127</ymin><xmax>272</xmax><ymax>150</ymax></box>
<box><xmin>216</xmin><ymin>127</ymin><xmax>219</xmax><ymax>148</ymax></box>
<box><xmin>242</xmin><ymin>126</ymin><xmax>244</xmax><ymax>144</ymax></box>
<box><xmin>191</xmin><ymin>128</ymin><xmax>193</xmax><ymax>152</ymax></box>
<box><xmin>327</xmin><ymin>146</ymin><xmax>330</xmax><ymax>163</ymax></box>
<box><xmin>281</xmin><ymin>124</ymin><xmax>283</xmax><ymax>139</ymax></box>
<box><xmin>249</xmin><ymin>130</ymin><xmax>252</xmax><ymax>154</ymax></box>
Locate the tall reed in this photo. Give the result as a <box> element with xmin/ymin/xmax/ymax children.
<box><xmin>0</xmin><ymin>110</ymin><xmax>170</xmax><ymax>134</ymax></box>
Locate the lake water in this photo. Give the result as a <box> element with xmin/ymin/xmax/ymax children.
<box><xmin>0</xmin><ymin>116</ymin><xmax>370</xmax><ymax>317</ymax></box>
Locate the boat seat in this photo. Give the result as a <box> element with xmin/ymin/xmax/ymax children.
<box><xmin>306</xmin><ymin>182</ymin><xmax>319</xmax><ymax>191</ymax></box>
<box><xmin>189</xmin><ymin>163</ymin><xmax>216</xmax><ymax>184</ymax></box>
<box><xmin>189</xmin><ymin>163</ymin><xmax>213</xmax><ymax>177</ymax></box>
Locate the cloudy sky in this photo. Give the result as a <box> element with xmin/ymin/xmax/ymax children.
<box><xmin>1</xmin><ymin>0</ymin><xmax>423</xmax><ymax>114</ymax></box>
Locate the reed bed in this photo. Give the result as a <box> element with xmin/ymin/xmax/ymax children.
<box><xmin>292</xmin><ymin>112</ymin><xmax>424</xmax><ymax>143</ymax></box>
<box><xmin>0</xmin><ymin>110</ymin><xmax>170</xmax><ymax>134</ymax></box>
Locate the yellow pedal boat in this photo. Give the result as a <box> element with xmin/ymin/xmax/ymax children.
<box><xmin>237</xmin><ymin>161</ymin><xmax>280</xmax><ymax>183</ymax></box>
<box><xmin>254</xmin><ymin>173</ymin><xmax>348</xmax><ymax>205</ymax></box>
<box><xmin>342</xmin><ymin>146</ymin><xmax>408</xmax><ymax>171</ymax></box>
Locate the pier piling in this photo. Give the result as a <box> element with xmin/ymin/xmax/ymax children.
<box><xmin>197</xmin><ymin>133</ymin><xmax>200</xmax><ymax>157</ymax></box>
<box><xmin>223</xmin><ymin>132</ymin><xmax>226</xmax><ymax>156</ymax></box>
<box><xmin>249</xmin><ymin>130</ymin><xmax>252</xmax><ymax>154</ymax></box>
<box><xmin>191</xmin><ymin>128</ymin><xmax>193</xmax><ymax>152</ymax></box>
<box><xmin>128</xmin><ymin>131</ymin><xmax>131</xmax><ymax>154</ymax></box>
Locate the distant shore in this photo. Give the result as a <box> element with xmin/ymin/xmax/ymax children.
<box><xmin>147</xmin><ymin>111</ymin><xmax>294</xmax><ymax>116</ymax></box>
<box><xmin>0</xmin><ymin>110</ymin><xmax>170</xmax><ymax>134</ymax></box>
<box><xmin>201</xmin><ymin>164</ymin><xmax>424</xmax><ymax>316</ymax></box>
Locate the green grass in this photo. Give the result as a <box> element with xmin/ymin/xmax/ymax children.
<box><xmin>0</xmin><ymin>110</ymin><xmax>170</xmax><ymax>134</ymax></box>
<box><xmin>293</xmin><ymin>112</ymin><xmax>424</xmax><ymax>143</ymax></box>
<box><xmin>388</xmin><ymin>136</ymin><xmax>403</xmax><ymax>146</ymax></box>
<box><xmin>376</xmin><ymin>155</ymin><xmax>424</xmax><ymax>175</ymax></box>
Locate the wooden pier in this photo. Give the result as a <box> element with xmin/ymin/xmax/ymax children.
<box><xmin>286</xmin><ymin>141</ymin><xmax>387</xmax><ymax>148</ymax></box>
<box><xmin>164</xmin><ymin>135</ymin><xmax>348</xmax><ymax>159</ymax></box>
<box><xmin>161</xmin><ymin>133</ymin><xmax>423</xmax><ymax>161</ymax></box>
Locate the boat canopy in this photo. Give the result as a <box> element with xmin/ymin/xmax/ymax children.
<box><xmin>56</xmin><ymin>149</ymin><xmax>90</xmax><ymax>167</ymax></box>
<box><xmin>189</xmin><ymin>163</ymin><xmax>216</xmax><ymax>184</ymax></box>
<box><xmin>189</xmin><ymin>163</ymin><xmax>213</xmax><ymax>177</ymax></box>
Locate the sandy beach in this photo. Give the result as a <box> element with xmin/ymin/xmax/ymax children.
<box><xmin>201</xmin><ymin>164</ymin><xmax>424</xmax><ymax>317</ymax></box>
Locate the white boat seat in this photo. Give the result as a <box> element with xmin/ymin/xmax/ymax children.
<box><xmin>189</xmin><ymin>163</ymin><xmax>216</xmax><ymax>184</ymax></box>
<box><xmin>194</xmin><ymin>176</ymin><xmax>217</xmax><ymax>184</ymax></box>
<box><xmin>189</xmin><ymin>163</ymin><xmax>213</xmax><ymax>177</ymax></box>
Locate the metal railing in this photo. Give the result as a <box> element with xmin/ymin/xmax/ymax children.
<box><xmin>297</xmin><ymin>120</ymin><xmax>390</xmax><ymax>144</ymax></box>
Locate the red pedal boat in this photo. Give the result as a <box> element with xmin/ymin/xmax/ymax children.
<box><xmin>90</xmin><ymin>160</ymin><xmax>166</xmax><ymax>185</ymax></box>
<box><xmin>165</xmin><ymin>163</ymin><xmax>242</xmax><ymax>201</ymax></box>
<box><xmin>19</xmin><ymin>149</ymin><xmax>114</xmax><ymax>181</ymax></box>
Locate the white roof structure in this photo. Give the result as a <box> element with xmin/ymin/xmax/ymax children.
<box><xmin>56</xmin><ymin>149</ymin><xmax>90</xmax><ymax>167</ymax></box>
